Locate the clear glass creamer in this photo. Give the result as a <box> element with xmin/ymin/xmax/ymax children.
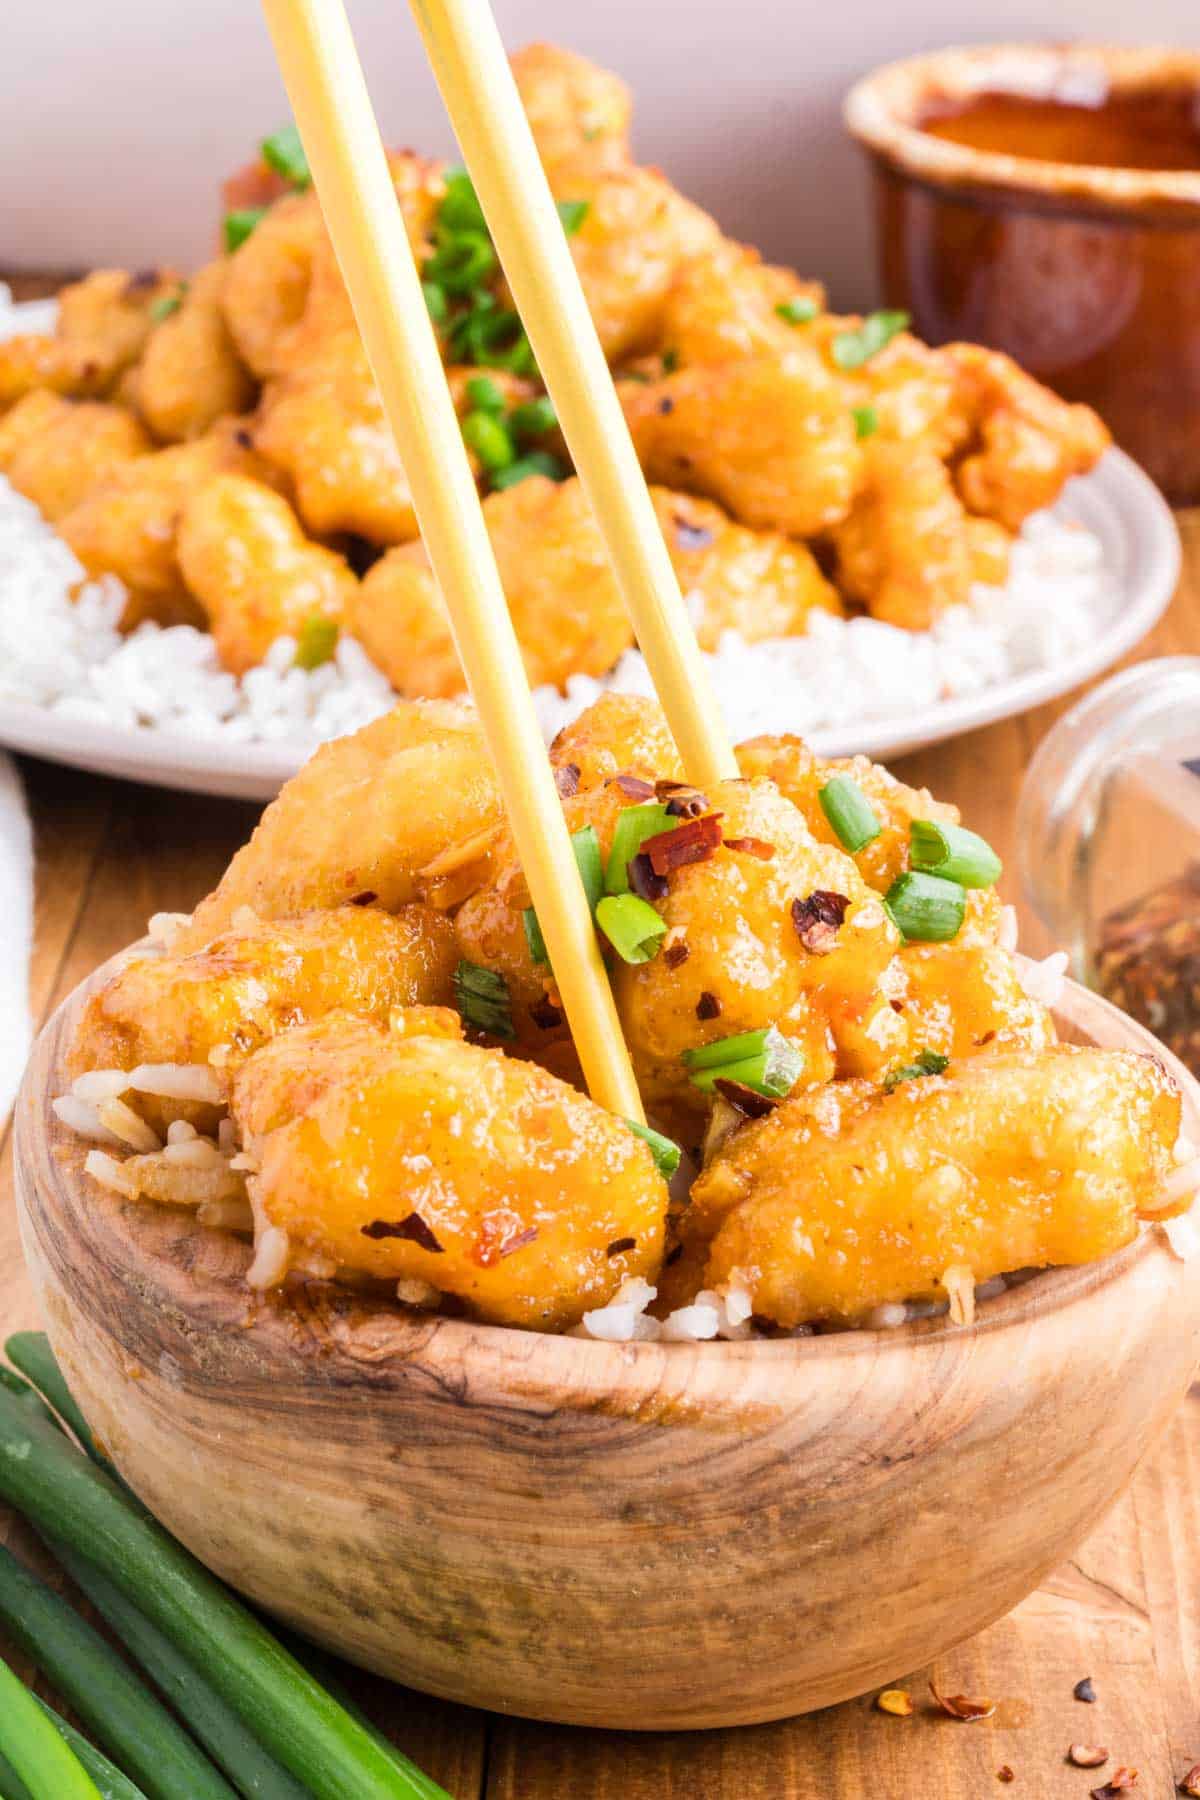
<box><xmin>1017</xmin><ymin>657</ymin><xmax>1200</xmax><ymax>1076</ymax></box>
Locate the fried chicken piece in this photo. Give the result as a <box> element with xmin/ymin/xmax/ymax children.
<box><xmin>0</xmin><ymin>268</ymin><xmax>180</xmax><ymax>410</ymax></box>
<box><xmin>895</xmin><ymin>941</ymin><xmax>1055</xmax><ymax>1063</ymax></box>
<box><xmin>71</xmin><ymin>904</ymin><xmax>457</xmax><ymax>1095</ymax></box>
<box><xmin>657</xmin><ymin>489</ymin><xmax>841</xmax><ymax>647</ymax></box>
<box><xmin>734</xmin><ymin>735</ymin><xmax>959</xmax><ymax>894</ymax></box>
<box><xmin>965</xmin><ymin>515</ymin><xmax>1012</xmax><ymax>588</ymax></box>
<box><xmin>136</xmin><ymin>261</ymin><xmax>255</xmax><ymax>442</ymax></box>
<box><xmin>0</xmin><ymin>390</ymin><xmax>151</xmax><ymax>521</ymax></box>
<box><xmin>695</xmin><ymin>1047</ymin><xmax>1179</xmax><ymax>1327</ymax></box>
<box><xmin>513</xmin><ymin>42</ymin><xmax>632</xmax><ymax>175</ymax></box>
<box><xmin>657</xmin><ymin>244</ymin><xmax>826</xmax><ymax>369</ymax></box>
<box><xmin>943</xmin><ymin>343</ymin><xmax>1111</xmax><ymax>532</ymax></box>
<box><xmin>177</xmin><ymin>474</ymin><xmax>355</xmax><ymax>674</ymax></box>
<box><xmin>57</xmin><ymin>417</ymin><xmax>274</xmax><ymax>629</ymax></box>
<box><xmin>254</xmin><ymin>328</ymin><xmax>419</xmax><ymax>544</ymax></box>
<box><xmin>220</xmin><ymin>190</ymin><xmax>327</xmax><ymax>380</ymax></box>
<box><xmin>622</xmin><ymin>352</ymin><xmax>862</xmax><ymax>537</ymax></box>
<box><xmin>181</xmin><ymin>700</ymin><xmax>503</xmax><ymax>949</ymax></box>
<box><xmin>231</xmin><ymin>1013</ymin><xmax>667</xmax><ymax>1329</ymax></box>
<box><xmin>549</xmin><ymin>693</ymin><xmax>683</xmax><ymax>791</ymax></box>
<box><xmin>830</xmin><ymin>439</ymin><xmax>974</xmax><ymax>629</ymax></box>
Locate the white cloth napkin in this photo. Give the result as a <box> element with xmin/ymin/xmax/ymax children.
<box><xmin>0</xmin><ymin>753</ymin><xmax>32</xmax><ymax>1117</ymax></box>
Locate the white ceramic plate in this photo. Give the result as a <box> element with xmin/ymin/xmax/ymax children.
<box><xmin>0</xmin><ymin>302</ymin><xmax>1179</xmax><ymax>800</ymax></box>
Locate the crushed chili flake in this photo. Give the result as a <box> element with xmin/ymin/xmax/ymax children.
<box><xmin>234</xmin><ymin>426</ymin><xmax>255</xmax><ymax>450</ymax></box>
<box><xmin>629</xmin><ymin>850</ymin><xmax>668</xmax><ymax>901</ymax></box>
<box><xmin>350</xmin><ymin>889</ymin><xmax>378</xmax><ymax>906</ymax></box>
<box><xmin>713</xmin><ymin>1077</ymin><xmax>778</xmax><ymax>1118</ymax></box>
<box><xmin>607</xmin><ymin>1236</ymin><xmax>637</xmax><ymax>1257</ymax></box>
<box><xmin>1068</xmin><ymin>1747</ymin><xmax>1109</xmax><ymax>1769</ymax></box>
<box><xmin>1179</xmin><ymin>1765</ymin><xmax>1200</xmax><ymax>1796</ymax></box>
<box><xmin>1075</xmin><ymin>1678</ymin><xmax>1097</xmax><ymax>1704</ymax></box>
<box><xmin>474</xmin><ymin>1215</ymin><xmax>538</xmax><ymax>1266</ymax></box>
<box><xmin>875</xmin><ymin>1688</ymin><xmax>913</xmax><ymax>1716</ymax></box>
<box><xmin>929</xmin><ymin>1680</ymin><xmax>996</xmax><ymax>1722</ymax></box>
<box><xmin>646</xmin><ymin>813</ymin><xmax>724</xmax><ymax>874</ymax></box>
<box><xmin>724</xmin><ymin>836</ymin><xmax>775</xmax><ymax>860</ymax></box>
<box><xmin>696</xmin><ymin>991</ymin><xmax>722</xmax><ymax>1021</ymax></box>
<box><xmin>529</xmin><ymin>995</ymin><xmax>564</xmax><ymax>1031</ymax></box>
<box><xmin>614</xmin><ymin>772</ymin><xmax>656</xmax><ymax>800</ymax></box>
<box><xmin>554</xmin><ymin>761</ymin><xmax>581</xmax><ymax>797</ymax></box>
<box><xmin>792</xmin><ymin>889</ymin><xmax>850</xmax><ymax>955</ymax></box>
<box><xmin>361</xmin><ymin>1213</ymin><xmax>443</xmax><ymax>1253</ymax></box>
<box><xmin>663</xmin><ymin>939</ymin><xmax>690</xmax><ymax>969</ymax></box>
<box><xmin>657</xmin><ymin>395</ymin><xmax>674</xmax><ymax>415</ymax></box>
<box><xmin>664</xmin><ymin>1242</ymin><xmax>684</xmax><ymax>1267</ymax></box>
<box><xmin>662</xmin><ymin>787</ymin><xmax>710</xmax><ymax>819</ymax></box>
<box><xmin>499</xmin><ymin>1226</ymin><xmax>538</xmax><ymax>1259</ymax></box>
<box><xmin>1094</xmin><ymin>866</ymin><xmax>1200</xmax><ymax>1077</ymax></box>
<box><xmin>997</xmin><ymin>1770</ymin><xmax>1015</xmax><ymax>1785</ymax></box>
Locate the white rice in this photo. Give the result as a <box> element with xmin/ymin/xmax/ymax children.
<box><xmin>0</xmin><ymin>470</ymin><xmax>1109</xmax><ymax>752</ymax></box>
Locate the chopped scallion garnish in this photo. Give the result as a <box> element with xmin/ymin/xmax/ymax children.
<box><xmin>260</xmin><ymin>123</ymin><xmax>310</xmax><ymax>189</ymax></box>
<box><xmin>605</xmin><ymin>803</ymin><xmax>676</xmax><ymax>894</ymax></box>
<box><xmin>223</xmin><ymin>208</ymin><xmax>267</xmax><ymax>253</ymax></box>
<box><xmin>883</xmin><ymin>1049</ymin><xmax>950</xmax><ymax>1091</ymax></box>
<box><xmin>596</xmin><ymin>893</ymin><xmax>667</xmax><ymax>964</ymax></box>
<box><xmin>490</xmin><ymin>451</ymin><xmax>567</xmax><ymax>490</ymax></box>
<box><xmin>775</xmin><ymin>296</ymin><xmax>818</xmax><ymax>326</ymax></box>
<box><xmin>523</xmin><ymin>827</ymin><xmax>604</xmax><ymax>964</ymax></box>
<box><xmin>293</xmin><ymin>616</ymin><xmax>339</xmax><ymax>671</ymax></box>
<box><xmin>831</xmin><ymin>309</ymin><xmax>910</xmax><ymax>370</ymax></box>
<box><xmin>625</xmin><ymin>1119</ymin><xmax>681</xmax><ymax>1179</ymax></box>
<box><xmin>909</xmin><ymin>819</ymin><xmax>1002</xmax><ymax>889</ymax></box>
<box><xmin>683</xmin><ymin>1025</ymin><xmax>803</xmax><ymax>1098</ymax></box>
<box><xmin>461</xmin><ymin>409</ymin><xmax>516</xmax><ymax>474</ymax></box>
<box><xmin>661</xmin><ymin>347</ymin><xmax>680</xmax><ymax>373</ymax></box>
<box><xmin>818</xmin><ymin>775</ymin><xmax>882</xmax><ymax>854</ymax></box>
<box><xmin>852</xmin><ymin>403</ymin><xmax>878</xmax><ymax>439</ymax></box>
<box><xmin>464</xmin><ymin>375</ymin><xmax>506</xmax><ymax>415</ymax></box>
<box><xmin>556</xmin><ymin>198</ymin><xmax>591</xmax><ymax>235</ymax></box>
<box><xmin>149</xmin><ymin>290</ymin><xmax>184</xmax><ymax>323</ymax></box>
<box><xmin>885</xmin><ymin>870</ymin><xmax>966</xmax><ymax>942</ymax></box>
<box><xmin>425</xmin><ymin>229</ymin><xmax>496</xmax><ymax>297</ymax></box>
<box><xmin>439</xmin><ymin>167</ymin><xmax>487</xmax><ymax>234</ymax></box>
<box><xmin>422</xmin><ymin>280</ymin><xmax>447</xmax><ymax>322</ymax></box>
<box><xmin>508</xmin><ymin>396</ymin><xmax>557</xmax><ymax>442</ymax></box>
<box><xmin>454</xmin><ymin>961</ymin><xmax>515</xmax><ymax>1038</ymax></box>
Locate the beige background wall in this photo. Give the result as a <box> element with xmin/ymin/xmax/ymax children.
<box><xmin>2</xmin><ymin>1</ymin><xmax>1196</xmax><ymax>305</ymax></box>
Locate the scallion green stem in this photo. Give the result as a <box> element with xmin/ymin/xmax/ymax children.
<box><xmin>33</xmin><ymin>1701</ymin><xmax>149</xmax><ymax>1800</ymax></box>
<box><xmin>0</xmin><ymin>1743</ymin><xmax>35</xmax><ymax>1800</ymax></box>
<box><xmin>885</xmin><ymin>871</ymin><xmax>967</xmax><ymax>942</ymax></box>
<box><xmin>0</xmin><ymin>1389</ymin><xmax>447</xmax><ymax>1800</ymax></box>
<box><xmin>4</xmin><ymin>1336</ymin><xmax>104</xmax><ymax>1465</ymax></box>
<box><xmin>489</xmin><ymin>451</ymin><xmax>566</xmax><ymax>490</ymax></box>
<box><xmin>604</xmin><ymin>804</ymin><xmax>675</xmax><ymax>895</ymax></box>
<box><xmin>223</xmin><ymin>209</ymin><xmax>266</xmax><ymax>254</ymax></box>
<box><xmin>909</xmin><ymin>819</ymin><xmax>1002</xmax><ymax>888</ymax></box>
<box><xmin>683</xmin><ymin>1026</ymin><xmax>803</xmax><ymax>1098</ymax></box>
<box><xmin>624</xmin><ymin>1121</ymin><xmax>681</xmax><ymax>1178</ymax></box>
<box><xmin>524</xmin><ymin>826</ymin><xmax>604</xmax><ymax>963</ymax></box>
<box><xmin>818</xmin><ymin>776</ymin><xmax>882</xmax><ymax>854</ymax></box>
<box><xmin>0</xmin><ymin>1655</ymin><xmax>102</xmax><ymax>1800</ymax></box>
<box><xmin>0</xmin><ymin>1364</ymin><xmax>58</xmax><ymax>1431</ymax></box>
<box><xmin>595</xmin><ymin>894</ymin><xmax>667</xmax><ymax>964</ymax></box>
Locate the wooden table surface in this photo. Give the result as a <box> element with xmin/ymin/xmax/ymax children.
<box><xmin>2</xmin><ymin>277</ymin><xmax>1199</xmax><ymax>1798</ymax></box>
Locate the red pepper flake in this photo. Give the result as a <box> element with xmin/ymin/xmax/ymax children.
<box><xmin>725</xmin><ymin>836</ymin><xmax>775</xmax><ymax>860</ymax></box>
<box><xmin>713</xmin><ymin>1077</ymin><xmax>778</xmax><ymax>1119</ymax></box>
<box><xmin>663</xmin><ymin>939</ymin><xmax>690</xmax><ymax>969</ymax></box>
<box><xmin>696</xmin><ymin>991</ymin><xmax>722</xmax><ymax>1021</ymax></box>
<box><xmin>474</xmin><ymin>1214</ymin><xmax>538</xmax><ymax>1266</ymax></box>
<box><xmin>349</xmin><ymin>889</ymin><xmax>378</xmax><ymax>906</ymax></box>
<box><xmin>361</xmin><ymin>1213</ymin><xmax>444</xmax><ymax>1253</ymax></box>
<box><xmin>529</xmin><ymin>995</ymin><xmax>564</xmax><ymax>1030</ymax></box>
<box><xmin>614</xmin><ymin>772</ymin><xmax>656</xmax><ymax>800</ymax></box>
<box><xmin>664</xmin><ymin>1241</ymin><xmax>684</xmax><ymax>1267</ymax></box>
<box><xmin>629</xmin><ymin>850</ymin><xmax>668</xmax><ymax>902</ymax></box>
<box><xmin>234</xmin><ymin>426</ymin><xmax>255</xmax><ymax>450</ymax></box>
<box><xmin>662</xmin><ymin>787</ymin><xmax>710</xmax><ymax>819</ymax></box>
<box><xmin>1068</xmin><ymin>1747</ymin><xmax>1109</xmax><ymax>1769</ymax></box>
<box><xmin>929</xmin><ymin>1680</ymin><xmax>996</xmax><ymax>1722</ymax></box>
<box><xmin>498</xmin><ymin>1225</ymin><xmax>538</xmax><ymax>1259</ymax></box>
<box><xmin>607</xmin><ymin>1235</ymin><xmax>637</xmax><ymax>1257</ymax></box>
<box><xmin>1179</xmin><ymin>1765</ymin><xmax>1200</xmax><ymax>1796</ymax></box>
<box><xmin>792</xmin><ymin>889</ymin><xmax>850</xmax><ymax>955</ymax></box>
<box><xmin>997</xmin><ymin>1769</ymin><xmax>1015</xmax><ymax>1785</ymax></box>
<box><xmin>657</xmin><ymin>395</ymin><xmax>674</xmax><ymax>415</ymax></box>
<box><xmin>646</xmin><ymin>813</ymin><xmax>723</xmax><ymax>875</ymax></box>
<box><xmin>1075</xmin><ymin>1678</ymin><xmax>1097</xmax><ymax>1704</ymax></box>
<box><xmin>554</xmin><ymin>761</ymin><xmax>581</xmax><ymax>798</ymax></box>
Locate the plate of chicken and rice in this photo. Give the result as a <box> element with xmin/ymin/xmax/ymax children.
<box><xmin>0</xmin><ymin>42</ymin><xmax>1179</xmax><ymax>800</ymax></box>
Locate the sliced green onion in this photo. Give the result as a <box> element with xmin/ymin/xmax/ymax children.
<box><xmin>0</xmin><ymin>1388</ymin><xmax>445</xmax><ymax>1800</ymax></box>
<box><xmin>661</xmin><ymin>347</ymin><xmax>679</xmax><ymax>373</ymax></box>
<box><xmin>0</xmin><ymin>1741</ymin><xmax>34</xmax><ymax>1800</ymax></box>
<box><xmin>604</xmin><ymin>803</ymin><xmax>675</xmax><ymax>894</ymax></box>
<box><xmin>852</xmin><ymin>403</ymin><xmax>878</xmax><ymax>439</ymax></box>
<box><xmin>0</xmin><ymin>1547</ymin><xmax>235</xmax><ymax>1800</ymax></box>
<box><xmin>148</xmin><ymin>290</ymin><xmax>183</xmax><ymax>323</ymax></box>
<box><xmin>909</xmin><ymin>819</ymin><xmax>1002</xmax><ymax>888</ymax></box>
<box><xmin>424</xmin><ymin>229</ymin><xmax>495</xmax><ymax>297</ymax></box>
<box><xmin>453</xmin><ymin>303</ymin><xmax>537</xmax><ymax>375</ymax></box>
<box><xmin>683</xmin><ymin>1025</ymin><xmax>803</xmax><ymax>1098</ymax></box>
<box><xmin>523</xmin><ymin>826</ymin><xmax>604</xmax><ymax>965</ymax></box>
<box><xmin>775</xmin><ymin>296</ymin><xmax>818</xmax><ymax>326</ymax></box>
<box><xmin>624</xmin><ymin>1120</ymin><xmax>681</xmax><ymax>1179</ymax></box>
<box><xmin>223</xmin><ymin>208</ymin><xmax>267</xmax><ymax>254</ymax></box>
<box><xmin>595</xmin><ymin>894</ymin><xmax>667</xmax><ymax>964</ymax></box>
<box><xmin>818</xmin><ymin>775</ymin><xmax>882</xmax><ymax>854</ymax></box>
<box><xmin>490</xmin><ymin>451</ymin><xmax>566</xmax><ymax>491</ymax></box>
<box><xmin>260</xmin><ymin>123</ymin><xmax>310</xmax><ymax>189</ymax></box>
<box><xmin>461</xmin><ymin>410</ymin><xmax>515</xmax><ymax>474</ymax></box>
<box><xmin>0</xmin><ymin>1657</ymin><xmax>100</xmax><ymax>1800</ymax></box>
<box><xmin>5</xmin><ymin>1335</ymin><xmax>104</xmax><ymax>1464</ymax></box>
<box><xmin>0</xmin><ymin>1362</ymin><xmax>59</xmax><ymax>1431</ymax></box>
<box><xmin>453</xmin><ymin>962</ymin><xmax>514</xmax><ymax>1039</ymax></box>
<box><xmin>421</xmin><ymin>281</ymin><xmax>447</xmax><ymax>323</ymax></box>
<box><xmin>556</xmin><ymin>198</ymin><xmax>590</xmax><ymax>235</ymax></box>
<box><xmin>464</xmin><ymin>375</ymin><xmax>506</xmax><ymax>415</ymax></box>
<box><xmin>438</xmin><ymin>168</ymin><xmax>487</xmax><ymax>234</ymax></box>
<box><xmin>293</xmin><ymin>616</ymin><xmax>339</xmax><ymax>671</ymax></box>
<box><xmin>34</xmin><ymin>1699</ymin><xmax>148</xmax><ymax>1800</ymax></box>
<box><xmin>831</xmin><ymin>309</ymin><xmax>910</xmax><ymax>370</ymax></box>
<box><xmin>883</xmin><ymin>1049</ymin><xmax>950</xmax><ymax>1092</ymax></box>
<box><xmin>508</xmin><ymin>396</ymin><xmax>556</xmax><ymax>443</ymax></box>
<box><xmin>885</xmin><ymin>870</ymin><xmax>966</xmax><ymax>942</ymax></box>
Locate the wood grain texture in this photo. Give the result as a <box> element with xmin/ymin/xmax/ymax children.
<box><xmin>14</xmin><ymin>951</ymin><xmax>1200</xmax><ymax>1735</ymax></box>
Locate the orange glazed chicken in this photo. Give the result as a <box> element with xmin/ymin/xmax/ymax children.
<box><xmin>64</xmin><ymin>695</ymin><xmax>1193</xmax><ymax>1338</ymax></box>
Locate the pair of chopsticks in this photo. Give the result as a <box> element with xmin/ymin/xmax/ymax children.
<box><xmin>261</xmin><ymin>0</ymin><xmax>739</xmax><ymax>1122</ymax></box>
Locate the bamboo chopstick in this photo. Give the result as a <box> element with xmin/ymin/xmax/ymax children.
<box><xmin>259</xmin><ymin>0</ymin><xmax>644</xmax><ymax>1121</ymax></box>
<box><xmin>406</xmin><ymin>0</ymin><xmax>741</xmax><ymax>792</ymax></box>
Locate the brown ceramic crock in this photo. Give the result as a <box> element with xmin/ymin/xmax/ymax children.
<box><xmin>845</xmin><ymin>45</ymin><xmax>1200</xmax><ymax>502</ymax></box>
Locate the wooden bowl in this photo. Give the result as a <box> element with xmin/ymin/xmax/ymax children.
<box><xmin>14</xmin><ymin>950</ymin><xmax>1200</xmax><ymax>1730</ymax></box>
<box><xmin>845</xmin><ymin>45</ymin><xmax>1200</xmax><ymax>503</ymax></box>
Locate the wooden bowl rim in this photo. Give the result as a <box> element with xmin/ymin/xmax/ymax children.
<box><xmin>844</xmin><ymin>42</ymin><xmax>1200</xmax><ymax>212</ymax></box>
<box><xmin>18</xmin><ymin>940</ymin><xmax>1200</xmax><ymax>1394</ymax></box>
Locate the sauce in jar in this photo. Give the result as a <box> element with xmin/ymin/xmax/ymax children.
<box><xmin>919</xmin><ymin>86</ymin><xmax>1200</xmax><ymax>173</ymax></box>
